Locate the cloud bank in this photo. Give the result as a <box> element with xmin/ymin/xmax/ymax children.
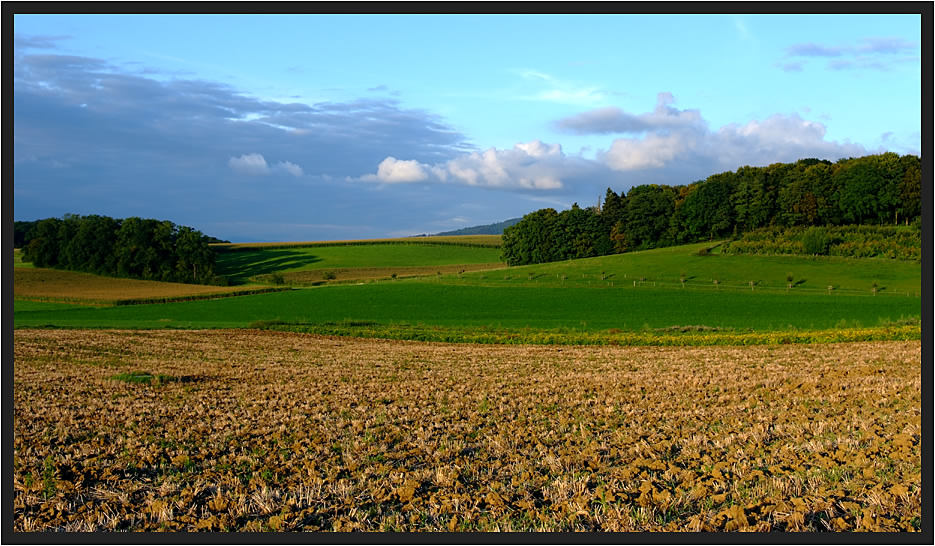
<box><xmin>356</xmin><ymin>140</ymin><xmax>613</xmax><ymax>192</ymax></box>
<box><xmin>552</xmin><ymin>93</ymin><xmax>871</xmax><ymax>180</ymax></box>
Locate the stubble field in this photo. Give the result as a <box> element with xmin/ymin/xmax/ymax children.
<box><xmin>13</xmin><ymin>329</ymin><xmax>921</xmax><ymax>532</ymax></box>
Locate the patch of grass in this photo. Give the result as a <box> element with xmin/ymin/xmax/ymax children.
<box><xmin>109</xmin><ymin>371</ymin><xmax>177</xmax><ymax>385</ymax></box>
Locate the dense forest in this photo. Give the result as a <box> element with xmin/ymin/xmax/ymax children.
<box><xmin>501</xmin><ymin>152</ymin><xmax>922</xmax><ymax>266</ymax></box>
<box><xmin>18</xmin><ymin>214</ymin><xmax>226</xmax><ymax>285</ymax></box>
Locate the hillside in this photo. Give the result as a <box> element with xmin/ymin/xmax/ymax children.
<box><xmin>435</xmin><ymin>218</ymin><xmax>522</xmax><ymax>236</ymax></box>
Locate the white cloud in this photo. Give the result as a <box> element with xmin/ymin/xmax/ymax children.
<box><xmin>274</xmin><ymin>160</ymin><xmax>304</xmax><ymax>177</ymax></box>
<box><xmin>603</xmin><ymin>132</ymin><xmax>698</xmax><ymax>171</ymax></box>
<box><xmin>229</xmin><ymin>153</ymin><xmax>271</xmax><ymax>176</ymax></box>
<box><xmin>229</xmin><ymin>153</ymin><xmax>304</xmax><ymax>177</ymax></box>
<box><xmin>356</xmin><ymin>140</ymin><xmax>603</xmax><ymax>191</ymax></box>
<box><xmin>361</xmin><ymin>157</ymin><xmax>429</xmax><ymax>183</ymax></box>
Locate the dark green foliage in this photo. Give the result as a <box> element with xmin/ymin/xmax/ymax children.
<box><xmin>504</xmin><ymin>153</ymin><xmax>920</xmax><ymax>266</ymax></box>
<box><xmin>21</xmin><ymin>214</ymin><xmax>223</xmax><ymax>285</ymax></box>
<box><xmin>14</xmin><ymin>221</ymin><xmax>38</xmax><ymax>248</ymax></box>
<box><xmin>801</xmin><ymin>226</ymin><xmax>831</xmax><ymax>255</ymax></box>
<box><xmin>624</xmin><ymin>184</ymin><xmax>677</xmax><ymax>250</ymax></box>
<box><xmin>501</xmin><ymin>204</ymin><xmax>611</xmax><ymax>266</ymax></box>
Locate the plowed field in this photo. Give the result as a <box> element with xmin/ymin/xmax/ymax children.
<box><xmin>13</xmin><ymin>330</ymin><xmax>921</xmax><ymax>532</ymax></box>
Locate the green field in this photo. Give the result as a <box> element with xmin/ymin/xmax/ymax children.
<box><xmin>455</xmin><ymin>242</ymin><xmax>922</xmax><ymax>295</ymax></box>
<box><xmin>215</xmin><ymin>243</ymin><xmax>505</xmax><ymax>284</ymax></box>
<box><xmin>13</xmin><ymin>281</ymin><xmax>920</xmax><ymax>331</ymax></box>
<box><xmin>13</xmin><ymin>249</ymin><xmax>32</xmax><ymax>268</ymax></box>
<box><xmin>13</xmin><ymin>240</ymin><xmax>922</xmax><ymax>339</ymax></box>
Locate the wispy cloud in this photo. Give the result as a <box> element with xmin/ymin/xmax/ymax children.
<box><xmin>785</xmin><ymin>43</ymin><xmax>844</xmax><ymax>57</ymax></box>
<box><xmin>780</xmin><ymin>36</ymin><xmax>919</xmax><ymax>72</ymax></box>
<box><xmin>513</xmin><ymin>69</ymin><xmax>607</xmax><ymax>106</ymax></box>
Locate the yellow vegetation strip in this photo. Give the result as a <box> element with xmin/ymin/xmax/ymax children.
<box><xmin>14</xmin><ymin>267</ymin><xmax>285</xmax><ymax>306</ymax></box>
<box><xmin>264</xmin><ymin>323</ymin><xmax>921</xmax><ymax>346</ymax></box>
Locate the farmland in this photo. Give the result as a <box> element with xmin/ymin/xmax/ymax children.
<box><xmin>13</xmin><ymin>329</ymin><xmax>921</xmax><ymax>532</ymax></box>
<box><xmin>13</xmin><ymin>268</ymin><xmax>286</xmax><ymax>306</ymax></box>
<box><xmin>14</xmin><ymin>240</ymin><xmax>922</xmax><ymax>334</ymax></box>
<box><xmin>12</xmin><ymin>236</ymin><xmax>924</xmax><ymax>534</ymax></box>
<box><xmin>212</xmin><ymin>240</ymin><xmax>504</xmax><ymax>285</ymax></box>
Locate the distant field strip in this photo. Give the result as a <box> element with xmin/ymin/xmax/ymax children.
<box><xmin>261</xmin><ymin>322</ymin><xmax>921</xmax><ymax>346</ymax></box>
<box><xmin>13</xmin><ymin>268</ymin><xmax>286</xmax><ymax>306</ymax></box>
<box><xmin>213</xmin><ymin>235</ymin><xmax>502</xmax><ymax>251</ymax></box>
<box><xmin>258</xmin><ymin>263</ymin><xmax>507</xmax><ymax>285</ymax></box>
<box><xmin>214</xmin><ymin>242</ymin><xmax>504</xmax><ymax>284</ymax></box>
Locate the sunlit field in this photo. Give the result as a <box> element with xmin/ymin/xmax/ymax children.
<box><xmin>13</xmin><ymin>330</ymin><xmax>920</xmax><ymax>532</ymax></box>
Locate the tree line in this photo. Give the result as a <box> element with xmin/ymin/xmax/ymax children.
<box><xmin>18</xmin><ymin>214</ymin><xmax>226</xmax><ymax>285</ymax></box>
<box><xmin>501</xmin><ymin>152</ymin><xmax>921</xmax><ymax>266</ymax></box>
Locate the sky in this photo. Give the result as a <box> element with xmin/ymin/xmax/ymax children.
<box><xmin>13</xmin><ymin>13</ymin><xmax>923</xmax><ymax>242</ymax></box>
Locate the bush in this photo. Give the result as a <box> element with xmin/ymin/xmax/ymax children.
<box><xmin>322</xmin><ymin>271</ymin><xmax>337</xmax><ymax>281</ymax></box>
<box><xmin>269</xmin><ymin>272</ymin><xmax>285</xmax><ymax>285</ymax></box>
<box><xmin>802</xmin><ymin>226</ymin><xmax>830</xmax><ymax>255</ymax></box>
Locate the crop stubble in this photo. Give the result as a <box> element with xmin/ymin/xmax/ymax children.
<box><xmin>13</xmin><ymin>330</ymin><xmax>921</xmax><ymax>532</ymax></box>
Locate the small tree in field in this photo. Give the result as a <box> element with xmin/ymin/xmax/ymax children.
<box><xmin>787</xmin><ymin>273</ymin><xmax>794</xmax><ymax>291</ymax></box>
<box><xmin>680</xmin><ymin>272</ymin><xmax>686</xmax><ymax>288</ymax></box>
<box><xmin>872</xmin><ymin>281</ymin><xmax>878</xmax><ymax>296</ymax></box>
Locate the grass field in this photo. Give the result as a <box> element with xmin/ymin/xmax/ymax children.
<box><xmin>456</xmin><ymin>242</ymin><xmax>922</xmax><ymax>296</ymax></box>
<box><xmin>13</xmin><ymin>282</ymin><xmax>921</xmax><ymax>334</ymax></box>
<box><xmin>214</xmin><ymin>243</ymin><xmax>504</xmax><ymax>284</ymax></box>
<box><xmin>13</xmin><ymin>330</ymin><xmax>921</xmax><ymax>532</ymax></box>
<box><xmin>14</xmin><ymin>240</ymin><xmax>922</xmax><ymax>336</ymax></box>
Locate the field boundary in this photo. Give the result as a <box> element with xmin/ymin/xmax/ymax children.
<box><xmin>254</xmin><ymin>321</ymin><xmax>921</xmax><ymax>346</ymax></box>
<box><xmin>14</xmin><ymin>287</ymin><xmax>291</xmax><ymax>307</ymax></box>
<box><xmin>213</xmin><ymin>237</ymin><xmax>501</xmax><ymax>252</ymax></box>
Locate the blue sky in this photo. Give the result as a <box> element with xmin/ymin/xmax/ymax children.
<box><xmin>14</xmin><ymin>13</ymin><xmax>922</xmax><ymax>242</ymax></box>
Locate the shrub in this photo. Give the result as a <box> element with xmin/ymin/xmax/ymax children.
<box><xmin>322</xmin><ymin>271</ymin><xmax>337</xmax><ymax>281</ymax></box>
<box><xmin>802</xmin><ymin>226</ymin><xmax>830</xmax><ymax>255</ymax></box>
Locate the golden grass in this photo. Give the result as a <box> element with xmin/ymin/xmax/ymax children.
<box><xmin>13</xmin><ymin>330</ymin><xmax>921</xmax><ymax>532</ymax></box>
<box><xmin>13</xmin><ymin>268</ymin><xmax>275</xmax><ymax>305</ymax></box>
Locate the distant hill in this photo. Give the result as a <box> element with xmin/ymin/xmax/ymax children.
<box><xmin>434</xmin><ymin>218</ymin><xmax>522</xmax><ymax>236</ymax></box>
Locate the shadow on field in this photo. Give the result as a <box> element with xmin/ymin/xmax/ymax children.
<box><xmin>216</xmin><ymin>250</ymin><xmax>322</xmax><ymax>284</ymax></box>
